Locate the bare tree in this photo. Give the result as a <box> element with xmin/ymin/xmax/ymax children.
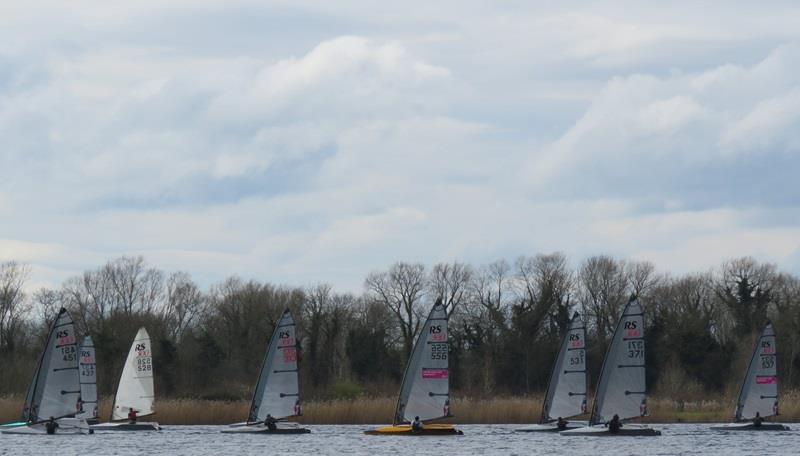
<box><xmin>33</xmin><ymin>287</ymin><xmax>63</xmax><ymax>326</ymax></box>
<box><xmin>465</xmin><ymin>259</ymin><xmax>512</xmax><ymax>392</ymax></box>
<box><xmin>365</xmin><ymin>262</ymin><xmax>426</xmax><ymax>358</ymax></box>
<box><xmin>428</xmin><ymin>262</ymin><xmax>473</xmax><ymax>316</ymax></box>
<box><xmin>468</xmin><ymin>259</ymin><xmax>511</xmax><ymax>327</ymax></box>
<box><xmin>578</xmin><ymin>255</ymin><xmax>629</xmax><ymax>342</ymax></box>
<box><xmin>513</xmin><ymin>252</ymin><xmax>574</xmax><ymax>338</ymax></box>
<box><xmin>163</xmin><ymin>271</ymin><xmax>204</xmax><ymax>342</ymax></box>
<box><xmin>108</xmin><ymin>256</ymin><xmax>164</xmax><ymax>315</ymax></box>
<box><xmin>715</xmin><ymin>257</ymin><xmax>776</xmax><ymax>337</ymax></box>
<box><xmin>0</xmin><ymin>261</ymin><xmax>31</xmax><ymax>352</ymax></box>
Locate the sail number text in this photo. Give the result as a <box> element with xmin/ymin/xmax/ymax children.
<box><xmin>430</xmin><ymin>342</ymin><xmax>448</xmax><ymax>360</ymax></box>
<box><xmin>626</xmin><ymin>340</ymin><xmax>644</xmax><ymax>359</ymax></box>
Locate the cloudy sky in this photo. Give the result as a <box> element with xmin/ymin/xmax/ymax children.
<box><xmin>1</xmin><ymin>1</ymin><xmax>799</xmax><ymax>291</ymax></box>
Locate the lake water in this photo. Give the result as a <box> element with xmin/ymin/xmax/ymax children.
<box><xmin>0</xmin><ymin>424</ymin><xmax>794</xmax><ymax>455</ymax></box>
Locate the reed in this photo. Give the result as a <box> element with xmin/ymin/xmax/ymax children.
<box><xmin>3</xmin><ymin>393</ymin><xmax>800</xmax><ymax>425</ymax></box>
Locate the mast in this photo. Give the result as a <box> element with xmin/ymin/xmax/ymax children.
<box><xmin>248</xmin><ymin>309</ymin><xmax>300</xmax><ymax>422</ymax></box>
<box><xmin>77</xmin><ymin>336</ymin><xmax>98</xmax><ymax>420</ymax></box>
<box><xmin>111</xmin><ymin>327</ymin><xmax>155</xmax><ymax>421</ymax></box>
<box><xmin>393</xmin><ymin>298</ymin><xmax>450</xmax><ymax>425</ymax></box>
<box><xmin>540</xmin><ymin>312</ymin><xmax>586</xmax><ymax>423</ymax></box>
<box><xmin>589</xmin><ymin>295</ymin><xmax>647</xmax><ymax>425</ymax></box>
<box><xmin>734</xmin><ymin>322</ymin><xmax>778</xmax><ymax>422</ymax></box>
<box><xmin>22</xmin><ymin>308</ymin><xmax>80</xmax><ymax>422</ymax></box>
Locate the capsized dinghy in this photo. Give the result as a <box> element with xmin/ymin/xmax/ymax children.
<box><xmin>518</xmin><ymin>312</ymin><xmax>588</xmax><ymax>432</ymax></box>
<box><xmin>2</xmin><ymin>308</ymin><xmax>91</xmax><ymax>435</ymax></box>
<box><xmin>711</xmin><ymin>322</ymin><xmax>790</xmax><ymax>431</ymax></box>
<box><xmin>222</xmin><ymin>309</ymin><xmax>310</xmax><ymax>434</ymax></box>
<box><xmin>366</xmin><ymin>299</ymin><xmax>463</xmax><ymax>436</ymax></box>
<box><xmin>561</xmin><ymin>297</ymin><xmax>660</xmax><ymax>437</ymax></box>
<box><xmin>92</xmin><ymin>328</ymin><xmax>160</xmax><ymax>431</ymax></box>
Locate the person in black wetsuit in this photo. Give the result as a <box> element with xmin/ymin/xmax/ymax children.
<box><xmin>45</xmin><ymin>416</ymin><xmax>59</xmax><ymax>435</ymax></box>
<box><xmin>265</xmin><ymin>414</ymin><xmax>277</xmax><ymax>431</ymax></box>
<box><xmin>556</xmin><ymin>417</ymin><xmax>568</xmax><ymax>430</ymax></box>
<box><xmin>608</xmin><ymin>414</ymin><xmax>622</xmax><ymax>434</ymax></box>
<box><xmin>753</xmin><ymin>412</ymin><xmax>763</xmax><ymax>428</ymax></box>
<box><xmin>411</xmin><ymin>416</ymin><xmax>423</xmax><ymax>433</ymax></box>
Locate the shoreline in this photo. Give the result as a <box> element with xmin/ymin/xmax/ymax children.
<box><xmin>2</xmin><ymin>394</ymin><xmax>798</xmax><ymax>425</ymax></box>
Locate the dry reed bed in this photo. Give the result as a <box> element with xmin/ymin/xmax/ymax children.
<box><xmin>3</xmin><ymin>392</ymin><xmax>800</xmax><ymax>425</ymax></box>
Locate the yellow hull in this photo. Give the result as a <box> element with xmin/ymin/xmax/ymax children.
<box><xmin>364</xmin><ymin>424</ymin><xmax>463</xmax><ymax>436</ymax></box>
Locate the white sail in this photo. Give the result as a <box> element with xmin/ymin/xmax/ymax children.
<box><xmin>542</xmin><ymin>312</ymin><xmax>587</xmax><ymax>422</ymax></box>
<box><xmin>735</xmin><ymin>322</ymin><xmax>779</xmax><ymax>421</ymax></box>
<box><xmin>590</xmin><ymin>297</ymin><xmax>647</xmax><ymax>425</ymax></box>
<box><xmin>21</xmin><ymin>307</ymin><xmax>81</xmax><ymax>421</ymax></box>
<box><xmin>112</xmin><ymin>327</ymin><xmax>155</xmax><ymax>420</ymax></box>
<box><xmin>394</xmin><ymin>300</ymin><xmax>450</xmax><ymax>424</ymax></box>
<box><xmin>249</xmin><ymin>309</ymin><xmax>300</xmax><ymax>422</ymax></box>
<box><xmin>77</xmin><ymin>336</ymin><xmax>98</xmax><ymax>420</ymax></box>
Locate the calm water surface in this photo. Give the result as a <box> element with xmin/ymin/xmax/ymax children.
<box><xmin>0</xmin><ymin>424</ymin><xmax>794</xmax><ymax>455</ymax></box>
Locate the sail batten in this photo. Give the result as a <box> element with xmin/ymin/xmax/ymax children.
<box><xmin>248</xmin><ymin>309</ymin><xmax>301</xmax><ymax>422</ymax></box>
<box><xmin>394</xmin><ymin>300</ymin><xmax>450</xmax><ymax>425</ymax></box>
<box><xmin>735</xmin><ymin>322</ymin><xmax>779</xmax><ymax>421</ymax></box>
<box><xmin>541</xmin><ymin>312</ymin><xmax>587</xmax><ymax>422</ymax></box>
<box><xmin>111</xmin><ymin>328</ymin><xmax>155</xmax><ymax>420</ymax></box>
<box><xmin>21</xmin><ymin>308</ymin><xmax>81</xmax><ymax>422</ymax></box>
<box><xmin>590</xmin><ymin>298</ymin><xmax>648</xmax><ymax>425</ymax></box>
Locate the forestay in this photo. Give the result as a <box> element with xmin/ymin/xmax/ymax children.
<box><xmin>394</xmin><ymin>300</ymin><xmax>450</xmax><ymax>424</ymax></box>
<box><xmin>590</xmin><ymin>297</ymin><xmax>647</xmax><ymax>425</ymax></box>
<box><xmin>542</xmin><ymin>312</ymin><xmax>587</xmax><ymax>422</ymax></box>
<box><xmin>112</xmin><ymin>328</ymin><xmax>155</xmax><ymax>420</ymax></box>
<box><xmin>736</xmin><ymin>322</ymin><xmax>779</xmax><ymax>421</ymax></box>
<box><xmin>249</xmin><ymin>309</ymin><xmax>301</xmax><ymax>422</ymax></box>
<box><xmin>22</xmin><ymin>307</ymin><xmax>81</xmax><ymax>422</ymax></box>
<box><xmin>77</xmin><ymin>336</ymin><xmax>98</xmax><ymax>420</ymax></box>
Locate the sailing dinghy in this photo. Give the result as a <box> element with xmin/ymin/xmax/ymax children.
<box><xmin>222</xmin><ymin>309</ymin><xmax>310</xmax><ymax>434</ymax></box>
<box><xmin>92</xmin><ymin>327</ymin><xmax>160</xmax><ymax>431</ymax></box>
<box><xmin>561</xmin><ymin>297</ymin><xmax>660</xmax><ymax>436</ymax></box>
<box><xmin>711</xmin><ymin>322</ymin><xmax>790</xmax><ymax>431</ymax></box>
<box><xmin>2</xmin><ymin>308</ymin><xmax>91</xmax><ymax>435</ymax></box>
<box><xmin>517</xmin><ymin>312</ymin><xmax>588</xmax><ymax>432</ymax></box>
<box><xmin>365</xmin><ymin>299</ymin><xmax>463</xmax><ymax>436</ymax></box>
<box><xmin>77</xmin><ymin>336</ymin><xmax>99</xmax><ymax>425</ymax></box>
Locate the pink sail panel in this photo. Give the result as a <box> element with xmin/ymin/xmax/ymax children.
<box><xmin>422</xmin><ymin>368</ymin><xmax>449</xmax><ymax>379</ymax></box>
<box><xmin>756</xmin><ymin>376</ymin><xmax>777</xmax><ymax>385</ymax></box>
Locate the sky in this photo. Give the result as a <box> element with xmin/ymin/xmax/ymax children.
<box><xmin>1</xmin><ymin>1</ymin><xmax>799</xmax><ymax>292</ymax></box>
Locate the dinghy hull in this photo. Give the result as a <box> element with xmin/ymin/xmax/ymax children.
<box><xmin>91</xmin><ymin>421</ymin><xmax>161</xmax><ymax>431</ymax></box>
<box><xmin>1</xmin><ymin>418</ymin><xmax>91</xmax><ymax>435</ymax></box>
<box><xmin>221</xmin><ymin>423</ymin><xmax>311</xmax><ymax>434</ymax></box>
<box><xmin>364</xmin><ymin>424</ymin><xmax>463</xmax><ymax>436</ymax></box>
<box><xmin>711</xmin><ymin>422</ymin><xmax>790</xmax><ymax>431</ymax></box>
<box><xmin>516</xmin><ymin>421</ymin><xmax>586</xmax><ymax>432</ymax></box>
<box><xmin>560</xmin><ymin>423</ymin><xmax>661</xmax><ymax>436</ymax></box>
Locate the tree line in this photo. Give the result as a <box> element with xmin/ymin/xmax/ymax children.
<box><xmin>1</xmin><ymin>254</ymin><xmax>799</xmax><ymax>402</ymax></box>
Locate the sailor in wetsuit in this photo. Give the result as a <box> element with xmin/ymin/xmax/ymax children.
<box><xmin>608</xmin><ymin>414</ymin><xmax>622</xmax><ymax>434</ymax></box>
<box><xmin>753</xmin><ymin>412</ymin><xmax>763</xmax><ymax>428</ymax></box>
<box><xmin>411</xmin><ymin>416</ymin><xmax>423</xmax><ymax>433</ymax></box>
<box><xmin>265</xmin><ymin>414</ymin><xmax>277</xmax><ymax>431</ymax></box>
<box><xmin>45</xmin><ymin>416</ymin><xmax>59</xmax><ymax>435</ymax></box>
<box><xmin>128</xmin><ymin>408</ymin><xmax>138</xmax><ymax>424</ymax></box>
<box><xmin>556</xmin><ymin>417</ymin><xmax>568</xmax><ymax>430</ymax></box>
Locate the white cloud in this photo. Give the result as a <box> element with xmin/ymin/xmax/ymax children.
<box><xmin>1</xmin><ymin>2</ymin><xmax>800</xmax><ymax>293</ymax></box>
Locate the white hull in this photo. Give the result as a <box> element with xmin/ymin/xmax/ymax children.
<box><xmin>516</xmin><ymin>421</ymin><xmax>587</xmax><ymax>432</ymax></box>
<box><xmin>560</xmin><ymin>423</ymin><xmax>661</xmax><ymax>436</ymax></box>
<box><xmin>91</xmin><ymin>421</ymin><xmax>161</xmax><ymax>431</ymax></box>
<box><xmin>1</xmin><ymin>418</ymin><xmax>90</xmax><ymax>435</ymax></box>
<box><xmin>711</xmin><ymin>422</ymin><xmax>790</xmax><ymax>431</ymax></box>
<box><xmin>221</xmin><ymin>421</ymin><xmax>310</xmax><ymax>434</ymax></box>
